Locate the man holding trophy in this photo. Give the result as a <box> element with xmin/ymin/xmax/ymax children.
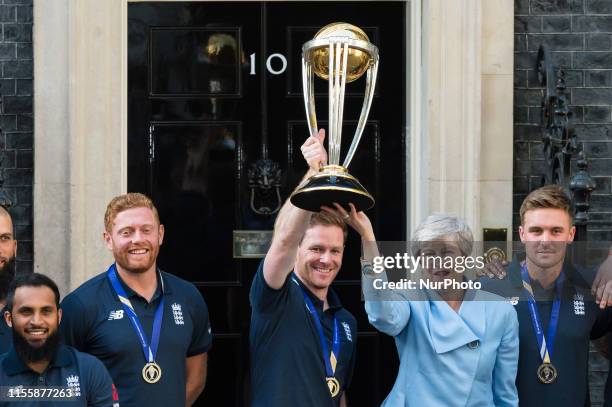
<box><xmin>249</xmin><ymin>23</ymin><xmax>379</xmax><ymax>406</ymax></box>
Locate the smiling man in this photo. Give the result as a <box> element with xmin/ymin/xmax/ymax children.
<box><xmin>60</xmin><ymin>193</ymin><xmax>212</xmax><ymax>407</ymax></box>
<box><xmin>481</xmin><ymin>185</ymin><xmax>610</xmax><ymax>406</ymax></box>
<box><xmin>1</xmin><ymin>273</ymin><xmax>117</xmax><ymax>406</ymax></box>
<box><xmin>249</xmin><ymin>130</ymin><xmax>359</xmax><ymax>407</ymax></box>
<box><xmin>0</xmin><ymin>206</ymin><xmax>17</xmax><ymax>354</ymax></box>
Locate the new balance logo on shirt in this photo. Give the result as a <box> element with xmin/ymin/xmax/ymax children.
<box><xmin>108</xmin><ymin>310</ymin><xmax>124</xmax><ymax>321</ymax></box>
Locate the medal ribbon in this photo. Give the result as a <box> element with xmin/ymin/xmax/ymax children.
<box><xmin>107</xmin><ymin>264</ymin><xmax>165</xmax><ymax>364</ymax></box>
<box><xmin>292</xmin><ymin>277</ymin><xmax>340</xmax><ymax>378</ymax></box>
<box><xmin>520</xmin><ymin>265</ymin><xmax>563</xmax><ymax>363</ymax></box>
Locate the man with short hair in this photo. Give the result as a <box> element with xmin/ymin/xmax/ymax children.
<box><xmin>1</xmin><ymin>273</ymin><xmax>118</xmax><ymax>406</ymax></box>
<box><xmin>0</xmin><ymin>206</ymin><xmax>18</xmax><ymax>354</ymax></box>
<box><xmin>250</xmin><ymin>129</ymin><xmax>363</xmax><ymax>407</ymax></box>
<box><xmin>482</xmin><ymin>185</ymin><xmax>609</xmax><ymax>406</ymax></box>
<box><xmin>60</xmin><ymin>193</ymin><xmax>212</xmax><ymax>406</ymax></box>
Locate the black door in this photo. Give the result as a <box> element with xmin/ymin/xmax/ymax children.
<box><xmin>128</xmin><ymin>3</ymin><xmax>405</xmax><ymax>406</ymax></box>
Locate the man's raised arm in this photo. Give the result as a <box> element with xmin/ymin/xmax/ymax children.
<box><xmin>263</xmin><ymin>129</ymin><xmax>327</xmax><ymax>289</ymax></box>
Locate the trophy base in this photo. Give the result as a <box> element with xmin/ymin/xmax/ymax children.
<box><xmin>290</xmin><ymin>165</ymin><xmax>375</xmax><ymax>212</ymax></box>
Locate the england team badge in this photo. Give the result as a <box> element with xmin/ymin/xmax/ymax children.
<box><xmin>172</xmin><ymin>303</ymin><xmax>184</xmax><ymax>325</ymax></box>
<box><xmin>573</xmin><ymin>293</ymin><xmax>585</xmax><ymax>315</ymax></box>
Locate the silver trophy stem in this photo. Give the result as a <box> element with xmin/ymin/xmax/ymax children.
<box><xmin>328</xmin><ymin>43</ymin><xmax>337</xmax><ymax>165</ymax></box>
<box><xmin>332</xmin><ymin>42</ymin><xmax>340</xmax><ymax>164</ymax></box>
<box><xmin>328</xmin><ymin>41</ymin><xmax>350</xmax><ymax>166</ymax></box>
<box><xmin>342</xmin><ymin>54</ymin><xmax>379</xmax><ymax>168</ymax></box>
<box><xmin>302</xmin><ymin>55</ymin><xmax>318</xmax><ymax>139</ymax></box>
<box><xmin>336</xmin><ymin>42</ymin><xmax>349</xmax><ymax>164</ymax></box>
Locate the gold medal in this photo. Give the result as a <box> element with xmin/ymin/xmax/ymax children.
<box><xmin>537</xmin><ymin>362</ymin><xmax>557</xmax><ymax>384</ymax></box>
<box><xmin>142</xmin><ymin>362</ymin><xmax>162</xmax><ymax>384</ymax></box>
<box><xmin>326</xmin><ymin>377</ymin><xmax>340</xmax><ymax>397</ymax></box>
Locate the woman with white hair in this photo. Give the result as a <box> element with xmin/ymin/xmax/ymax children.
<box><xmin>328</xmin><ymin>206</ymin><xmax>519</xmax><ymax>407</ymax></box>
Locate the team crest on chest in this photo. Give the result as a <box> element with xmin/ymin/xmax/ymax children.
<box><xmin>172</xmin><ymin>303</ymin><xmax>184</xmax><ymax>325</ymax></box>
<box><xmin>66</xmin><ymin>375</ymin><xmax>81</xmax><ymax>397</ymax></box>
<box><xmin>573</xmin><ymin>293</ymin><xmax>585</xmax><ymax>315</ymax></box>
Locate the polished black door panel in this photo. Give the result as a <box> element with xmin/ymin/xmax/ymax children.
<box><xmin>129</xmin><ymin>3</ymin><xmax>405</xmax><ymax>405</ymax></box>
<box><xmin>150</xmin><ymin>122</ymin><xmax>240</xmax><ymax>283</ymax></box>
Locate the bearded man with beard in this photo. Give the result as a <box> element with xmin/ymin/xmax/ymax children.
<box><xmin>0</xmin><ymin>206</ymin><xmax>17</xmax><ymax>354</ymax></box>
<box><xmin>0</xmin><ymin>273</ymin><xmax>117</xmax><ymax>406</ymax></box>
<box><xmin>60</xmin><ymin>193</ymin><xmax>212</xmax><ymax>407</ymax></box>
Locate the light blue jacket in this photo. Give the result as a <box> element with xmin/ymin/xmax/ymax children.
<box><xmin>365</xmin><ymin>289</ymin><xmax>519</xmax><ymax>407</ymax></box>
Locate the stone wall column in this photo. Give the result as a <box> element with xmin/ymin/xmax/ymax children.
<box><xmin>34</xmin><ymin>0</ymin><xmax>126</xmax><ymax>294</ymax></box>
<box><xmin>416</xmin><ymin>0</ymin><xmax>513</xmax><ymax>240</ymax></box>
<box><xmin>420</xmin><ymin>0</ymin><xmax>483</xmax><ymax>234</ymax></box>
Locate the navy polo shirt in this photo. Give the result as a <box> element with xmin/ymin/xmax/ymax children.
<box><xmin>0</xmin><ymin>344</ymin><xmax>117</xmax><ymax>406</ymax></box>
<box><xmin>481</xmin><ymin>257</ymin><xmax>607</xmax><ymax>407</ymax></box>
<box><xmin>59</xmin><ymin>268</ymin><xmax>212</xmax><ymax>407</ymax></box>
<box><xmin>249</xmin><ymin>261</ymin><xmax>357</xmax><ymax>407</ymax></box>
<box><xmin>0</xmin><ymin>306</ymin><xmax>10</xmax><ymax>354</ymax></box>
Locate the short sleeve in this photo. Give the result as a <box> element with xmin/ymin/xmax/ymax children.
<box><xmin>80</xmin><ymin>352</ymin><xmax>118</xmax><ymax>407</ymax></box>
<box><xmin>60</xmin><ymin>294</ymin><xmax>91</xmax><ymax>351</ymax></box>
<box><xmin>249</xmin><ymin>259</ymin><xmax>291</xmax><ymax>313</ymax></box>
<box><xmin>186</xmin><ymin>285</ymin><xmax>213</xmax><ymax>356</ymax></box>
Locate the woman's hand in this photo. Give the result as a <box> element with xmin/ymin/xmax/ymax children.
<box><xmin>320</xmin><ymin>202</ymin><xmax>375</xmax><ymax>241</ymax></box>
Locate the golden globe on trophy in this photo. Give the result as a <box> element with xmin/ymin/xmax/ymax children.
<box><xmin>290</xmin><ymin>22</ymin><xmax>379</xmax><ymax>212</ymax></box>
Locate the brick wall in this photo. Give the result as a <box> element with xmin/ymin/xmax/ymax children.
<box><xmin>0</xmin><ymin>0</ymin><xmax>32</xmax><ymax>274</ymax></box>
<box><xmin>514</xmin><ymin>0</ymin><xmax>612</xmax><ymax>236</ymax></box>
<box><xmin>514</xmin><ymin>0</ymin><xmax>612</xmax><ymax>404</ymax></box>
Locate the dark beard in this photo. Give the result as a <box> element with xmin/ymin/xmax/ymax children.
<box><xmin>0</xmin><ymin>257</ymin><xmax>15</xmax><ymax>302</ymax></box>
<box><xmin>12</xmin><ymin>327</ymin><xmax>61</xmax><ymax>364</ymax></box>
